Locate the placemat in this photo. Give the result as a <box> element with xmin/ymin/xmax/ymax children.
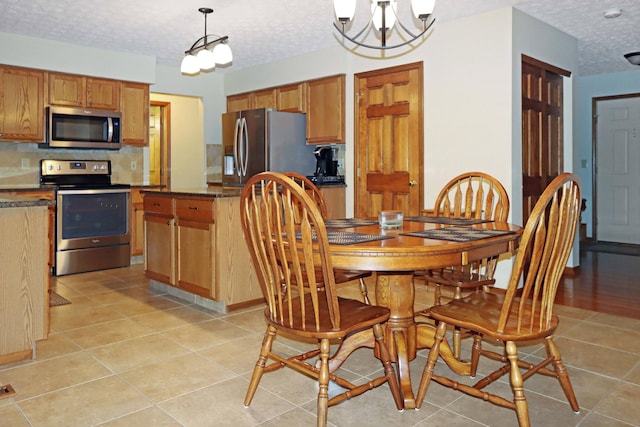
<box><xmin>405</xmin><ymin>216</ymin><xmax>493</xmax><ymax>225</ymax></box>
<box><xmin>296</xmin><ymin>230</ymin><xmax>393</xmax><ymax>245</ymax></box>
<box><xmin>401</xmin><ymin>227</ymin><xmax>516</xmax><ymax>242</ymax></box>
<box><xmin>324</xmin><ymin>218</ymin><xmax>379</xmax><ymax>229</ymax></box>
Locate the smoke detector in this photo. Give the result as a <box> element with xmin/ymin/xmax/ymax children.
<box><xmin>603</xmin><ymin>8</ymin><xmax>622</xmax><ymax>18</ymax></box>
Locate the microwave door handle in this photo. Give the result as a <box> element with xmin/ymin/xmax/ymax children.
<box><xmin>238</xmin><ymin>117</ymin><xmax>244</xmax><ymax>178</ymax></box>
<box><xmin>107</xmin><ymin>117</ymin><xmax>114</xmax><ymax>142</ymax></box>
<box><xmin>241</xmin><ymin>118</ymin><xmax>249</xmax><ymax>177</ymax></box>
<box><xmin>233</xmin><ymin>118</ymin><xmax>241</xmax><ymax>176</ymax></box>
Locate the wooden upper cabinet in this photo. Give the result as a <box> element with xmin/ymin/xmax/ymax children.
<box><xmin>305</xmin><ymin>74</ymin><xmax>345</xmax><ymax>144</ymax></box>
<box><xmin>277</xmin><ymin>83</ymin><xmax>305</xmax><ymax>113</ymax></box>
<box><xmin>253</xmin><ymin>88</ymin><xmax>276</xmax><ymax>110</ymax></box>
<box><xmin>0</xmin><ymin>65</ymin><xmax>45</xmax><ymax>142</ymax></box>
<box><xmin>225</xmin><ymin>74</ymin><xmax>345</xmax><ymax>144</ymax></box>
<box><xmin>49</xmin><ymin>72</ymin><xmax>119</xmax><ymax>110</ymax></box>
<box><xmin>227</xmin><ymin>93</ymin><xmax>253</xmax><ymax>113</ymax></box>
<box><xmin>86</xmin><ymin>78</ymin><xmax>120</xmax><ymax>110</ymax></box>
<box><xmin>120</xmin><ymin>81</ymin><xmax>149</xmax><ymax>146</ymax></box>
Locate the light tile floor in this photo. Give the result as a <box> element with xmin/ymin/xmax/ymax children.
<box><xmin>1</xmin><ymin>264</ymin><xmax>639</xmax><ymax>426</ymax></box>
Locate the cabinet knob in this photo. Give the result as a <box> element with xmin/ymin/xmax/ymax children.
<box><xmin>409</xmin><ymin>180</ymin><xmax>417</xmax><ymax>187</ymax></box>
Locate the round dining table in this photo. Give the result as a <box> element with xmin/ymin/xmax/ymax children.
<box><xmin>324</xmin><ymin>219</ymin><xmax>522</xmax><ymax>409</ymax></box>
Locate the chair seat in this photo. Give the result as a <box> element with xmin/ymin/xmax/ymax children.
<box><xmin>428</xmin><ymin>292</ymin><xmax>559</xmax><ymax>341</ymax></box>
<box><xmin>426</xmin><ymin>268</ymin><xmax>495</xmax><ymax>288</ymax></box>
<box><xmin>266</xmin><ymin>294</ymin><xmax>390</xmax><ymax>340</ymax></box>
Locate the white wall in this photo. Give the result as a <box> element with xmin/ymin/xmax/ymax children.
<box><xmin>0</xmin><ymin>32</ymin><xmax>155</xmax><ymax>83</ymax></box>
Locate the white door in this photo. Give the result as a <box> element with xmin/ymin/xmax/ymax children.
<box><xmin>596</xmin><ymin>97</ymin><xmax>640</xmax><ymax>244</ymax></box>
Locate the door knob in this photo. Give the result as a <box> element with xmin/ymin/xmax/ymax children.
<box><xmin>409</xmin><ymin>180</ymin><xmax>417</xmax><ymax>187</ymax></box>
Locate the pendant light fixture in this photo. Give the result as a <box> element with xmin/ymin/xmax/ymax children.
<box><xmin>180</xmin><ymin>7</ymin><xmax>232</xmax><ymax>75</ymax></box>
<box><xmin>624</xmin><ymin>52</ymin><xmax>640</xmax><ymax>65</ymax></box>
<box><xmin>333</xmin><ymin>0</ymin><xmax>436</xmax><ymax>50</ymax></box>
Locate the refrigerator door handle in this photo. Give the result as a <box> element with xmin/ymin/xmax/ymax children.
<box><xmin>233</xmin><ymin>118</ymin><xmax>241</xmax><ymax>176</ymax></box>
<box><xmin>241</xmin><ymin>117</ymin><xmax>249</xmax><ymax>177</ymax></box>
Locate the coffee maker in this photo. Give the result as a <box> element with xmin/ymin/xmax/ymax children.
<box><xmin>313</xmin><ymin>146</ymin><xmax>338</xmax><ymax>177</ymax></box>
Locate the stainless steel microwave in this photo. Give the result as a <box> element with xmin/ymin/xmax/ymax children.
<box><xmin>43</xmin><ymin>106</ymin><xmax>122</xmax><ymax>149</ymax></box>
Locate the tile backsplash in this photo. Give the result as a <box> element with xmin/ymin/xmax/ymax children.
<box><xmin>206</xmin><ymin>144</ymin><xmax>222</xmax><ymax>183</ymax></box>
<box><xmin>0</xmin><ymin>142</ymin><xmax>144</xmax><ymax>186</ymax></box>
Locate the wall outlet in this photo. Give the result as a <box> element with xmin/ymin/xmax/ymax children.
<box><xmin>21</xmin><ymin>158</ymin><xmax>30</xmax><ymax>169</ymax></box>
<box><xmin>130</xmin><ymin>161</ymin><xmax>137</xmax><ymax>171</ymax></box>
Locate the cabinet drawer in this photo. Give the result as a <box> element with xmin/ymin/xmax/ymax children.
<box><xmin>175</xmin><ymin>198</ymin><xmax>215</xmax><ymax>222</ymax></box>
<box><xmin>144</xmin><ymin>195</ymin><xmax>173</xmax><ymax>215</ymax></box>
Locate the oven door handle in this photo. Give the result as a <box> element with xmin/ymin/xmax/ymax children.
<box><xmin>56</xmin><ymin>188</ymin><xmax>131</xmax><ymax>196</ymax></box>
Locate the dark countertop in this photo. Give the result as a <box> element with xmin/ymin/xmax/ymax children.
<box><xmin>0</xmin><ymin>185</ymin><xmax>56</xmax><ymax>191</ymax></box>
<box><xmin>0</xmin><ymin>195</ymin><xmax>55</xmax><ymax>208</ymax></box>
<box><xmin>141</xmin><ymin>186</ymin><xmax>243</xmax><ymax>198</ymax></box>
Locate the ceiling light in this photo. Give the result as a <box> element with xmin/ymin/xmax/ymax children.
<box><xmin>180</xmin><ymin>7</ymin><xmax>232</xmax><ymax>76</ymax></box>
<box><xmin>624</xmin><ymin>52</ymin><xmax>640</xmax><ymax>65</ymax></box>
<box><xmin>333</xmin><ymin>0</ymin><xmax>436</xmax><ymax>50</ymax></box>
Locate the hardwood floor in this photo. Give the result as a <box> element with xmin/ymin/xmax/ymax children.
<box><xmin>557</xmin><ymin>248</ymin><xmax>640</xmax><ymax>320</ymax></box>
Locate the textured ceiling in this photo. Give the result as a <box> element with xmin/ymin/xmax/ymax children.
<box><xmin>1</xmin><ymin>0</ymin><xmax>639</xmax><ymax>76</ymax></box>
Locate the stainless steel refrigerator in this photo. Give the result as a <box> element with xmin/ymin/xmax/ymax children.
<box><xmin>221</xmin><ymin>108</ymin><xmax>316</xmax><ymax>186</ymax></box>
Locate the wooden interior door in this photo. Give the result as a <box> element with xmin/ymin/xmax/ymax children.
<box><xmin>354</xmin><ymin>62</ymin><xmax>423</xmax><ymax>219</ymax></box>
<box><xmin>521</xmin><ymin>55</ymin><xmax>570</xmax><ymax>223</ymax></box>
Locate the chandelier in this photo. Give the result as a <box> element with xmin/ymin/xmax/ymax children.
<box><xmin>333</xmin><ymin>0</ymin><xmax>436</xmax><ymax>50</ymax></box>
<box><xmin>180</xmin><ymin>7</ymin><xmax>233</xmax><ymax>75</ymax></box>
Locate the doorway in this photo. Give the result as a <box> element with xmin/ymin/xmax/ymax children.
<box><xmin>593</xmin><ymin>95</ymin><xmax>640</xmax><ymax>244</ymax></box>
<box><xmin>354</xmin><ymin>62</ymin><xmax>424</xmax><ymax>218</ymax></box>
<box><xmin>149</xmin><ymin>101</ymin><xmax>170</xmax><ymax>187</ymax></box>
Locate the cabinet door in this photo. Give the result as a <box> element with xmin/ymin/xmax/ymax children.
<box><xmin>48</xmin><ymin>72</ymin><xmax>85</xmax><ymax>107</ymax></box>
<box><xmin>277</xmin><ymin>83</ymin><xmax>305</xmax><ymax>113</ymax></box>
<box><xmin>144</xmin><ymin>213</ymin><xmax>174</xmax><ymax>284</ymax></box>
<box><xmin>305</xmin><ymin>74</ymin><xmax>345</xmax><ymax>144</ymax></box>
<box><xmin>86</xmin><ymin>78</ymin><xmax>119</xmax><ymax>110</ymax></box>
<box><xmin>176</xmin><ymin>219</ymin><xmax>215</xmax><ymax>298</ymax></box>
<box><xmin>320</xmin><ymin>186</ymin><xmax>346</xmax><ymax>219</ymax></box>
<box><xmin>121</xmin><ymin>82</ymin><xmax>149</xmax><ymax>146</ymax></box>
<box><xmin>253</xmin><ymin>89</ymin><xmax>276</xmax><ymax>110</ymax></box>
<box><xmin>226</xmin><ymin>93</ymin><xmax>252</xmax><ymax>112</ymax></box>
<box><xmin>130</xmin><ymin>188</ymin><xmax>144</xmax><ymax>256</ymax></box>
<box><xmin>0</xmin><ymin>66</ymin><xmax>45</xmax><ymax>142</ymax></box>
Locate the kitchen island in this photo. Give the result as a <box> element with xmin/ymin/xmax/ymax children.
<box><xmin>141</xmin><ymin>187</ymin><xmax>262</xmax><ymax>313</ymax></box>
<box><xmin>0</xmin><ymin>195</ymin><xmax>53</xmax><ymax>365</ymax></box>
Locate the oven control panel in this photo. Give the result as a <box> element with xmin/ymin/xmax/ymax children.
<box><xmin>41</xmin><ymin>160</ymin><xmax>111</xmax><ymax>176</ymax></box>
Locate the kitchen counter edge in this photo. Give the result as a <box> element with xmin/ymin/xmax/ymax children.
<box><xmin>0</xmin><ymin>195</ymin><xmax>55</xmax><ymax>208</ymax></box>
<box><xmin>141</xmin><ymin>187</ymin><xmax>244</xmax><ymax>198</ymax></box>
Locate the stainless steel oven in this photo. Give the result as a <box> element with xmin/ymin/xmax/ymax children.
<box><xmin>41</xmin><ymin>160</ymin><xmax>130</xmax><ymax>276</ymax></box>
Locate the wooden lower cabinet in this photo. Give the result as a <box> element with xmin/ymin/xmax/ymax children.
<box><xmin>3</xmin><ymin>190</ymin><xmax>55</xmax><ymax>270</ymax></box>
<box><xmin>0</xmin><ymin>204</ymin><xmax>49</xmax><ymax>365</ymax></box>
<box><xmin>319</xmin><ymin>186</ymin><xmax>346</xmax><ymax>219</ymax></box>
<box><xmin>130</xmin><ymin>188</ymin><xmax>144</xmax><ymax>256</ymax></box>
<box><xmin>143</xmin><ymin>193</ymin><xmax>261</xmax><ymax>308</ymax></box>
<box><xmin>213</xmin><ymin>197</ymin><xmax>262</xmax><ymax>306</ymax></box>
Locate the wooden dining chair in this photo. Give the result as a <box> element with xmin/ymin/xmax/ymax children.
<box><xmin>421</xmin><ymin>171</ymin><xmax>510</xmax><ymax>358</ymax></box>
<box><xmin>415</xmin><ymin>173</ymin><xmax>581</xmax><ymax>427</ymax></box>
<box><xmin>283</xmin><ymin>172</ymin><xmax>373</xmax><ymax>304</ymax></box>
<box><xmin>240</xmin><ymin>171</ymin><xmax>402</xmax><ymax>426</ymax></box>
